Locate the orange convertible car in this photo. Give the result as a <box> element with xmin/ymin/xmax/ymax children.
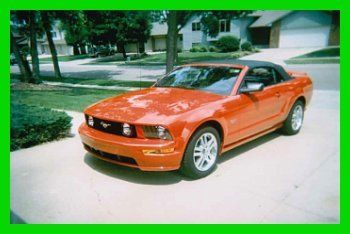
<box><xmin>79</xmin><ymin>60</ymin><xmax>313</xmax><ymax>178</ymax></box>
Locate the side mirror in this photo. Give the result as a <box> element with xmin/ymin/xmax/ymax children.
<box><xmin>240</xmin><ymin>82</ymin><xmax>264</xmax><ymax>94</ymax></box>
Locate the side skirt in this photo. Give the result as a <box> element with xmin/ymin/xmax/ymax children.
<box><xmin>221</xmin><ymin>123</ymin><xmax>283</xmax><ymax>154</ymax></box>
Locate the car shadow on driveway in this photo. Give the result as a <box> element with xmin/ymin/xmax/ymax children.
<box><xmin>84</xmin><ymin>154</ymin><xmax>185</xmax><ymax>185</ymax></box>
<box><xmin>218</xmin><ymin>132</ymin><xmax>280</xmax><ymax>164</ymax></box>
<box><xmin>84</xmin><ymin>132</ymin><xmax>281</xmax><ymax>185</ymax></box>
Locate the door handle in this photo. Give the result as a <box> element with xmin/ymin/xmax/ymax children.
<box><xmin>275</xmin><ymin>92</ymin><xmax>281</xmax><ymax>97</ymax></box>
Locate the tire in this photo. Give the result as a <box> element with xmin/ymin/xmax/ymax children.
<box><xmin>180</xmin><ymin>126</ymin><xmax>221</xmax><ymax>179</ymax></box>
<box><xmin>281</xmin><ymin>100</ymin><xmax>305</xmax><ymax>135</ymax></box>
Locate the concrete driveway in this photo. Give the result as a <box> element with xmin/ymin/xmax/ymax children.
<box><xmin>241</xmin><ymin>47</ymin><xmax>322</xmax><ymax>65</ymax></box>
<box><xmin>10</xmin><ymin>80</ymin><xmax>339</xmax><ymax>223</ymax></box>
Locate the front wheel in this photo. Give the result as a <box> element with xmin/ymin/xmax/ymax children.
<box><xmin>180</xmin><ymin>126</ymin><xmax>220</xmax><ymax>179</ymax></box>
<box><xmin>281</xmin><ymin>100</ymin><xmax>305</xmax><ymax>135</ymax></box>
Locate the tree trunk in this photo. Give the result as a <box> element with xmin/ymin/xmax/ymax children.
<box><xmin>173</xmin><ymin>29</ymin><xmax>179</xmax><ymax>65</ymax></box>
<box><xmin>73</xmin><ymin>44</ymin><xmax>80</xmax><ymax>55</ymax></box>
<box><xmin>117</xmin><ymin>42</ymin><xmax>127</xmax><ymax>59</ymax></box>
<box><xmin>29</xmin><ymin>11</ymin><xmax>41</xmax><ymax>83</ymax></box>
<box><xmin>80</xmin><ymin>44</ymin><xmax>87</xmax><ymax>54</ymax></box>
<box><xmin>166</xmin><ymin>11</ymin><xmax>177</xmax><ymax>73</ymax></box>
<box><xmin>138</xmin><ymin>41</ymin><xmax>145</xmax><ymax>54</ymax></box>
<box><xmin>41</xmin><ymin>11</ymin><xmax>62</xmax><ymax>78</ymax></box>
<box><xmin>10</xmin><ymin>31</ymin><xmax>31</xmax><ymax>82</ymax></box>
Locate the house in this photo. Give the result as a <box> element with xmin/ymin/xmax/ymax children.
<box><xmin>144</xmin><ymin>10</ymin><xmax>339</xmax><ymax>51</ymax></box>
<box><xmin>36</xmin><ymin>10</ymin><xmax>339</xmax><ymax>55</ymax></box>
<box><xmin>41</xmin><ymin>21</ymin><xmax>73</xmax><ymax>55</ymax></box>
<box><xmin>248</xmin><ymin>10</ymin><xmax>339</xmax><ymax>48</ymax></box>
<box><xmin>126</xmin><ymin>22</ymin><xmax>183</xmax><ymax>53</ymax></box>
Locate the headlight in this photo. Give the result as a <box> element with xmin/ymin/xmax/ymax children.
<box><xmin>87</xmin><ymin>115</ymin><xmax>94</xmax><ymax>126</ymax></box>
<box><xmin>122</xmin><ymin>123</ymin><xmax>133</xmax><ymax>137</ymax></box>
<box><xmin>142</xmin><ymin>125</ymin><xmax>172</xmax><ymax>140</ymax></box>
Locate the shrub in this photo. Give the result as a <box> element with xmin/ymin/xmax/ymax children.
<box><xmin>190</xmin><ymin>45</ymin><xmax>208</xmax><ymax>52</ymax></box>
<box><xmin>11</xmin><ymin>103</ymin><xmax>72</xmax><ymax>151</ymax></box>
<box><xmin>216</xmin><ymin>36</ymin><xmax>240</xmax><ymax>52</ymax></box>
<box><xmin>241</xmin><ymin>41</ymin><xmax>253</xmax><ymax>51</ymax></box>
<box><xmin>208</xmin><ymin>45</ymin><xmax>220</xmax><ymax>52</ymax></box>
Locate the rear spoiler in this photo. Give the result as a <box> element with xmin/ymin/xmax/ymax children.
<box><xmin>286</xmin><ymin>70</ymin><xmax>308</xmax><ymax>78</ymax></box>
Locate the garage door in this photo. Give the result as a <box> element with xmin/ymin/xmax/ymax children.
<box><xmin>279</xmin><ymin>26</ymin><xmax>330</xmax><ymax>48</ymax></box>
<box><xmin>154</xmin><ymin>38</ymin><xmax>166</xmax><ymax>51</ymax></box>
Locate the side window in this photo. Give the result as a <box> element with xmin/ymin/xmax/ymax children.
<box><xmin>273</xmin><ymin>69</ymin><xmax>285</xmax><ymax>83</ymax></box>
<box><xmin>244</xmin><ymin>67</ymin><xmax>276</xmax><ymax>87</ymax></box>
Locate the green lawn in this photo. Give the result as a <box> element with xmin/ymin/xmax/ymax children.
<box><xmin>285</xmin><ymin>47</ymin><xmax>340</xmax><ymax>64</ymax></box>
<box><xmin>285</xmin><ymin>57</ymin><xmax>340</xmax><ymax>64</ymax></box>
<box><xmin>11</xmin><ymin>88</ymin><xmax>126</xmax><ymax>112</ymax></box>
<box><xmin>11</xmin><ymin>74</ymin><xmax>155</xmax><ymax>88</ymax></box>
<box><xmin>85</xmin><ymin>51</ymin><xmax>254</xmax><ymax>66</ymax></box>
<box><xmin>295</xmin><ymin>47</ymin><xmax>339</xmax><ymax>58</ymax></box>
<box><xmin>40</xmin><ymin>54</ymin><xmax>90</xmax><ymax>62</ymax></box>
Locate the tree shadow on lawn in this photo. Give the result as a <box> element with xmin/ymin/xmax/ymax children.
<box><xmin>40</xmin><ymin>70</ymin><xmax>123</xmax><ymax>79</ymax></box>
<box><xmin>84</xmin><ymin>131</ymin><xmax>281</xmax><ymax>185</ymax></box>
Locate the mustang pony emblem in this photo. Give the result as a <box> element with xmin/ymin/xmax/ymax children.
<box><xmin>100</xmin><ymin>121</ymin><xmax>111</xmax><ymax>129</ymax></box>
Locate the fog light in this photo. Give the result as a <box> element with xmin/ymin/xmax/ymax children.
<box><xmin>142</xmin><ymin>148</ymin><xmax>175</xmax><ymax>155</ymax></box>
<box><xmin>122</xmin><ymin>123</ymin><xmax>132</xmax><ymax>136</ymax></box>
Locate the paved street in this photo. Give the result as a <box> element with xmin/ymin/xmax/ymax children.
<box><xmin>10</xmin><ymin>49</ymin><xmax>340</xmax><ymax>223</ymax></box>
<box><xmin>10</xmin><ymin>59</ymin><xmax>165</xmax><ymax>82</ymax></box>
<box><xmin>10</xmin><ymin>52</ymin><xmax>339</xmax><ymax>91</ymax></box>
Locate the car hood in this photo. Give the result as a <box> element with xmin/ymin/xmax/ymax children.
<box><xmin>85</xmin><ymin>87</ymin><xmax>225</xmax><ymax>125</ymax></box>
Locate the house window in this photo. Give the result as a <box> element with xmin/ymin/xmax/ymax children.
<box><xmin>219</xmin><ymin>19</ymin><xmax>230</xmax><ymax>32</ymax></box>
<box><xmin>51</xmin><ymin>31</ymin><xmax>57</xmax><ymax>39</ymax></box>
<box><xmin>192</xmin><ymin>22</ymin><xmax>201</xmax><ymax>31</ymax></box>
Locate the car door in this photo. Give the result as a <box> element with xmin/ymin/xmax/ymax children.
<box><xmin>234</xmin><ymin>67</ymin><xmax>283</xmax><ymax>140</ymax></box>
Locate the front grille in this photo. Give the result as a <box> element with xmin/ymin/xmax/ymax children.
<box><xmin>85</xmin><ymin>114</ymin><xmax>136</xmax><ymax>137</ymax></box>
<box><xmin>84</xmin><ymin>144</ymin><xmax>138</xmax><ymax>166</ymax></box>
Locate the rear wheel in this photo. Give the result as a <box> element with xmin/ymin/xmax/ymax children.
<box><xmin>180</xmin><ymin>126</ymin><xmax>220</xmax><ymax>179</ymax></box>
<box><xmin>281</xmin><ymin>100</ymin><xmax>305</xmax><ymax>135</ymax></box>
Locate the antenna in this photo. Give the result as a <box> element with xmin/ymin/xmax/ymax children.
<box><xmin>139</xmin><ymin>55</ymin><xmax>142</xmax><ymax>90</ymax></box>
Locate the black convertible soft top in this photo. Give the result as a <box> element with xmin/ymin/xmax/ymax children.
<box><xmin>232</xmin><ymin>59</ymin><xmax>292</xmax><ymax>81</ymax></box>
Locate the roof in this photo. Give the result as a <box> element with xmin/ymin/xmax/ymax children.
<box><xmin>150</xmin><ymin>22</ymin><xmax>183</xmax><ymax>36</ymax></box>
<box><xmin>150</xmin><ymin>22</ymin><xmax>168</xmax><ymax>36</ymax></box>
<box><xmin>249</xmin><ymin>10</ymin><xmax>292</xmax><ymax>28</ymax></box>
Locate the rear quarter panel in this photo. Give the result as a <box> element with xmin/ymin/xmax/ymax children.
<box><xmin>286</xmin><ymin>71</ymin><xmax>313</xmax><ymax>106</ymax></box>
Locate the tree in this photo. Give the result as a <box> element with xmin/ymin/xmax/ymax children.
<box><xmin>85</xmin><ymin>11</ymin><xmax>152</xmax><ymax>58</ymax></box>
<box><xmin>40</xmin><ymin>11</ymin><xmax>62</xmax><ymax>78</ymax></box>
<box><xmin>11</xmin><ymin>10</ymin><xmax>42</xmax><ymax>83</ymax></box>
<box><xmin>154</xmin><ymin>10</ymin><xmax>252</xmax><ymax>72</ymax></box>
<box><xmin>125</xmin><ymin>11</ymin><xmax>152</xmax><ymax>54</ymax></box>
<box><xmin>10</xmin><ymin>31</ymin><xmax>31</xmax><ymax>82</ymax></box>
<box><xmin>153</xmin><ymin>11</ymin><xmax>197</xmax><ymax>72</ymax></box>
<box><xmin>59</xmin><ymin>11</ymin><xmax>89</xmax><ymax>55</ymax></box>
<box><xmin>28</xmin><ymin>11</ymin><xmax>41</xmax><ymax>83</ymax></box>
<box><xmin>165</xmin><ymin>11</ymin><xmax>178</xmax><ymax>73</ymax></box>
<box><xmin>200</xmin><ymin>11</ymin><xmax>252</xmax><ymax>37</ymax></box>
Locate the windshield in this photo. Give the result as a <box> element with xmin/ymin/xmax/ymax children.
<box><xmin>155</xmin><ymin>66</ymin><xmax>241</xmax><ymax>95</ymax></box>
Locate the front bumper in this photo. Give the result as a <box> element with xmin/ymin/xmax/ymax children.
<box><xmin>78</xmin><ymin>123</ymin><xmax>183</xmax><ymax>171</ymax></box>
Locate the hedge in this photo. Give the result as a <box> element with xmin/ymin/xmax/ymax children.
<box><xmin>11</xmin><ymin>103</ymin><xmax>72</xmax><ymax>151</ymax></box>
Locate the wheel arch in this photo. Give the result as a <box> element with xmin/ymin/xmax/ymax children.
<box><xmin>296</xmin><ymin>95</ymin><xmax>306</xmax><ymax>106</ymax></box>
<box><xmin>185</xmin><ymin>119</ymin><xmax>225</xmax><ymax>149</ymax></box>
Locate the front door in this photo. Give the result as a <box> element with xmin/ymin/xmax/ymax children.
<box><xmin>234</xmin><ymin>67</ymin><xmax>284</xmax><ymax>140</ymax></box>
